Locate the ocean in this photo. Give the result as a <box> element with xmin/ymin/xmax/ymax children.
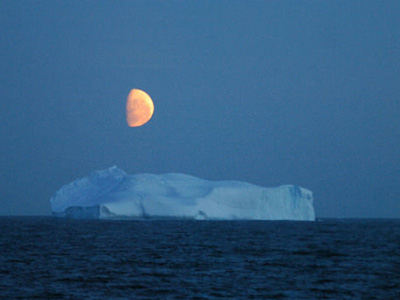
<box><xmin>0</xmin><ymin>217</ymin><xmax>399</xmax><ymax>299</ymax></box>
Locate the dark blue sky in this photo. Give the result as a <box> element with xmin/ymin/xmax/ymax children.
<box><xmin>1</xmin><ymin>1</ymin><xmax>399</xmax><ymax>218</ymax></box>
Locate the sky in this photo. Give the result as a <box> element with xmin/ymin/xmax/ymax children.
<box><xmin>1</xmin><ymin>1</ymin><xmax>399</xmax><ymax>218</ymax></box>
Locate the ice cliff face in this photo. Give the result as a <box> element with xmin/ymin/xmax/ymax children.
<box><xmin>50</xmin><ymin>166</ymin><xmax>315</xmax><ymax>221</ymax></box>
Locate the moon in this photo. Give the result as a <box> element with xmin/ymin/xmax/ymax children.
<box><xmin>126</xmin><ymin>89</ymin><xmax>154</xmax><ymax>127</ymax></box>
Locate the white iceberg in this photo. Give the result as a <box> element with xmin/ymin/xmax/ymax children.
<box><xmin>50</xmin><ymin>166</ymin><xmax>315</xmax><ymax>221</ymax></box>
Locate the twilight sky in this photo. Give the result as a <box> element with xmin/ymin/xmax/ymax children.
<box><xmin>1</xmin><ymin>1</ymin><xmax>399</xmax><ymax>218</ymax></box>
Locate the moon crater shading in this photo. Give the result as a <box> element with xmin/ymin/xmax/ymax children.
<box><xmin>126</xmin><ymin>89</ymin><xmax>154</xmax><ymax>127</ymax></box>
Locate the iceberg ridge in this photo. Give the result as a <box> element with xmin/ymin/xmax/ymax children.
<box><xmin>50</xmin><ymin>166</ymin><xmax>315</xmax><ymax>221</ymax></box>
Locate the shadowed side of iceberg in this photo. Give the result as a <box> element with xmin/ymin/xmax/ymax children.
<box><xmin>50</xmin><ymin>166</ymin><xmax>128</xmax><ymax>213</ymax></box>
<box><xmin>50</xmin><ymin>166</ymin><xmax>316</xmax><ymax>221</ymax></box>
<box><xmin>52</xmin><ymin>205</ymin><xmax>115</xmax><ymax>219</ymax></box>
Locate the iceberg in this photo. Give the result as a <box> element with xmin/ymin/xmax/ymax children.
<box><xmin>50</xmin><ymin>166</ymin><xmax>315</xmax><ymax>221</ymax></box>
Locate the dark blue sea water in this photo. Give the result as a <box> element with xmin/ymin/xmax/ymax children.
<box><xmin>0</xmin><ymin>217</ymin><xmax>399</xmax><ymax>299</ymax></box>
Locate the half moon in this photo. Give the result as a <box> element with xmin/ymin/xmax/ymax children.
<box><xmin>126</xmin><ymin>89</ymin><xmax>154</xmax><ymax>127</ymax></box>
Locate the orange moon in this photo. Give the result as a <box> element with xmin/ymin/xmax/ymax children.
<box><xmin>126</xmin><ymin>89</ymin><xmax>154</xmax><ymax>127</ymax></box>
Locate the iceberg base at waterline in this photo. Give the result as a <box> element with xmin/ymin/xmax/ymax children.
<box><xmin>50</xmin><ymin>166</ymin><xmax>315</xmax><ymax>221</ymax></box>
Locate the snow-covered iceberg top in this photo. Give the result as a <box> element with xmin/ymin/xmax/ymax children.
<box><xmin>50</xmin><ymin>166</ymin><xmax>315</xmax><ymax>221</ymax></box>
